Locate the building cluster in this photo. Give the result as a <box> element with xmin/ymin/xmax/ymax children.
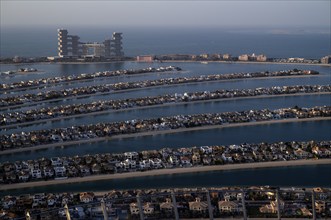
<box><xmin>1</xmin><ymin>85</ymin><xmax>330</xmax><ymax>127</ymax></box>
<box><xmin>0</xmin><ymin>66</ymin><xmax>181</xmax><ymax>91</ymax></box>
<box><xmin>1</xmin><ymin>106</ymin><xmax>330</xmax><ymax>152</ymax></box>
<box><xmin>140</xmin><ymin>53</ymin><xmax>267</xmax><ymax>62</ymax></box>
<box><xmin>0</xmin><ymin>140</ymin><xmax>330</xmax><ymax>185</ymax></box>
<box><xmin>137</xmin><ymin>54</ymin><xmax>331</xmax><ymax>64</ymax></box>
<box><xmin>1</xmin><ymin>186</ymin><xmax>331</xmax><ymax>219</ymax></box>
<box><xmin>321</xmin><ymin>55</ymin><xmax>331</xmax><ymax>64</ymax></box>
<box><xmin>0</xmin><ymin>69</ymin><xmax>318</xmax><ymax>107</ymax></box>
<box><xmin>57</xmin><ymin>29</ymin><xmax>123</xmax><ymax>58</ymax></box>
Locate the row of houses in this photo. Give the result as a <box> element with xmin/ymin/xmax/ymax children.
<box><xmin>0</xmin><ymin>68</ymin><xmax>319</xmax><ymax>107</ymax></box>
<box><xmin>0</xmin><ymin>66</ymin><xmax>181</xmax><ymax>91</ymax></box>
<box><xmin>139</xmin><ymin>53</ymin><xmax>330</xmax><ymax>64</ymax></box>
<box><xmin>1</xmin><ymin>84</ymin><xmax>329</xmax><ymax>126</ymax></box>
<box><xmin>2</xmin><ymin>187</ymin><xmax>331</xmax><ymax>219</ymax></box>
<box><xmin>1</xmin><ymin>140</ymin><xmax>330</xmax><ymax>184</ymax></box>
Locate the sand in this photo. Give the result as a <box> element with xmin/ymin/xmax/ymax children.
<box><xmin>1</xmin><ymin>158</ymin><xmax>330</xmax><ymax>191</ymax></box>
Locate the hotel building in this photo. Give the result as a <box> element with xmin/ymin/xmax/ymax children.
<box><xmin>57</xmin><ymin>29</ymin><xmax>123</xmax><ymax>58</ymax></box>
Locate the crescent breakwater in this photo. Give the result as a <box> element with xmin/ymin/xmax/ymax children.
<box><xmin>1</xmin><ymin>85</ymin><xmax>330</xmax><ymax>129</ymax></box>
<box><xmin>0</xmin><ymin>69</ymin><xmax>319</xmax><ymax>109</ymax></box>
<box><xmin>1</xmin><ymin>139</ymin><xmax>330</xmax><ymax>189</ymax></box>
<box><xmin>1</xmin><ymin>106</ymin><xmax>330</xmax><ymax>153</ymax></box>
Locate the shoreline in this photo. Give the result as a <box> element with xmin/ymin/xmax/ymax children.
<box><xmin>1</xmin><ymin>60</ymin><xmax>330</xmax><ymax>67</ymax></box>
<box><xmin>0</xmin><ymin>117</ymin><xmax>330</xmax><ymax>156</ymax></box>
<box><xmin>160</xmin><ymin>60</ymin><xmax>331</xmax><ymax>67</ymax></box>
<box><xmin>1</xmin><ymin>159</ymin><xmax>330</xmax><ymax>192</ymax></box>
<box><xmin>0</xmin><ymin>74</ymin><xmax>323</xmax><ymax>111</ymax></box>
<box><xmin>1</xmin><ymin>92</ymin><xmax>330</xmax><ymax>130</ymax></box>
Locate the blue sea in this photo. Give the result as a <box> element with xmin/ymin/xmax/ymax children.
<box><xmin>1</xmin><ymin>26</ymin><xmax>330</xmax><ymax>58</ymax></box>
<box><xmin>0</xmin><ymin>27</ymin><xmax>331</xmax><ymax>195</ymax></box>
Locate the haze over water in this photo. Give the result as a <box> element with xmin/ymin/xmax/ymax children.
<box><xmin>1</xmin><ymin>27</ymin><xmax>330</xmax><ymax>58</ymax></box>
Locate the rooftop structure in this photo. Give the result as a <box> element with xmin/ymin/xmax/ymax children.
<box><xmin>57</xmin><ymin>29</ymin><xmax>124</xmax><ymax>58</ymax></box>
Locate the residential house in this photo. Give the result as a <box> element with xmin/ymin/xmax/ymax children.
<box><xmin>124</xmin><ymin>152</ymin><xmax>139</xmax><ymax>161</ymax></box>
<box><xmin>180</xmin><ymin>156</ymin><xmax>191</xmax><ymax>166</ymax></box>
<box><xmin>50</xmin><ymin>157</ymin><xmax>62</xmax><ymax>167</ymax></box>
<box><xmin>313</xmin><ymin>188</ymin><xmax>329</xmax><ymax>200</ymax></box>
<box><xmin>218</xmin><ymin>200</ymin><xmax>241</xmax><ymax>213</ymax></box>
<box><xmin>79</xmin><ymin>192</ymin><xmax>94</xmax><ymax>204</ymax></box>
<box><xmin>143</xmin><ymin>202</ymin><xmax>154</xmax><ymax>215</ymax></box>
<box><xmin>54</xmin><ymin>166</ymin><xmax>66</xmax><ymax>177</ymax></box>
<box><xmin>79</xmin><ymin>165</ymin><xmax>91</xmax><ymax>176</ymax></box>
<box><xmin>168</xmin><ymin>156</ymin><xmax>180</xmax><ymax>166</ymax></box>
<box><xmin>30</xmin><ymin>168</ymin><xmax>42</xmax><ymax>179</ymax></box>
<box><xmin>91</xmin><ymin>164</ymin><xmax>101</xmax><ymax>174</ymax></box>
<box><xmin>259</xmin><ymin>198</ymin><xmax>285</xmax><ymax>214</ymax></box>
<box><xmin>130</xmin><ymin>203</ymin><xmax>140</xmax><ymax>215</ymax></box>
<box><xmin>43</xmin><ymin>167</ymin><xmax>54</xmax><ymax>178</ymax></box>
<box><xmin>192</xmin><ymin>153</ymin><xmax>201</xmax><ymax>165</ymax></box>
<box><xmin>149</xmin><ymin>158</ymin><xmax>163</xmax><ymax>168</ymax></box>
<box><xmin>300</xmin><ymin>207</ymin><xmax>312</xmax><ymax>217</ymax></box>
<box><xmin>315</xmin><ymin>201</ymin><xmax>325</xmax><ymax>214</ymax></box>
<box><xmin>189</xmin><ymin>198</ymin><xmax>208</xmax><ymax>212</ymax></box>
<box><xmin>2</xmin><ymin>196</ymin><xmax>16</xmax><ymax>209</ymax></box>
<box><xmin>160</xmin><ymin>198</ymin><xmax>174</xmax><ymax>212</ymax></box>
<box><xmin>18</xmin><ymin>171</ymin><xmax>30</xmax><ymax>182</ymax></box>
<box><xmin>200</xmin><ymin>146</ymin><xmax>213</xmax><ymax>154</ymax></box>
<box><xmin>294</xmin><ymin>149</ymin><xmax>310</xmax><ymax>158</ymax></box>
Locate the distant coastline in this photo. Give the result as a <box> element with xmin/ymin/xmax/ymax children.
<box><xmin>1</xmin><ymin>158</ymin><xmax>330</xmax><ymax>191</ymax></box>
<box><xmin>161</xmin><ymin>60</ymin><xmax>331</xmax><ymax>67</ymax></box>
<box><xmin>1</xmin><ymin>60</ymin><xmax>330</xmax><ymax>67</ymax></box>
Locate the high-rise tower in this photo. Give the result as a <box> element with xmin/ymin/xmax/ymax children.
<box><xmin>111</xmin><ymin>32</ymin><xmax>124</xmax><ymax>57</ymax></box>
<box><xmin>57</xmin><ymin>29</ymin><xmax>68</xmax><ymax>57</ymax></box>
<box><xmin>57</xmin><ymin>29</ymin><xmax>123</xmax><ymax>58</ymax></box>
<box><xmin>57</xmin><ymin>29</ymin><xmax>81</xmax><ymax>57</ymax></box>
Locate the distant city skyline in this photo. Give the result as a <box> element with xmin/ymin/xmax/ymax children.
<box><xmin>1</xmin><ymin>1</ymin><xmax>330</xmax><ymax>28</ymax></box>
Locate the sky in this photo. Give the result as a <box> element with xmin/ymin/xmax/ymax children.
<box><xmin>1</xmin><ymin>1</ymin><xmax>330</xmax><ymax>28</ymax></box>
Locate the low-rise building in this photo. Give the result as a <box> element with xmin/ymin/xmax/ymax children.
<box><xmin>189</xmin><ymin>197</ymin><xmax>208</xmax><ymax>212</ymax></box>
<box><xmin>137</xmin><ymin>55</ymin><xmax>154</xmax><ymax>62</ymax></box>
<box><xmin>160</xmin><ymin>198</ymin><xmax>174</xmax><ymax>212</ymax></box>
<box><xmin>218</xmin><ymin>200</ymin><xmax>240</xmax><ymax>213</ymax></box>
<box><xmin>321</xmin><ymin>55</ymin><xmax>331</xmax><ymax>64</ymax></box>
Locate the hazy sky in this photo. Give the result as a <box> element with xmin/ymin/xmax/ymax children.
<box><xmin>1</xmin><ymin>1</ymin><xmax>330</xmax><ymax>28</ymax></box>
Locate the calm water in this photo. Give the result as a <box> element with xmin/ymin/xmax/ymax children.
<box><xmin>1</xmin><ymin>164</ymin><xmax>330</xmax><ymax>197</ymax></box>
<box><xmin>1</xmin><ymin>61</ymin><xmax>330</xmax><ymax>84</ymax></box>
<box><xmin>1</xmin><ymin>27</ymin><xmax>330</xmax><ymax>58</ymax></box>
<box><xmin>0</xmin><ymin>61</ymin><xmax>330</xmax><ymax>193</ymax></box>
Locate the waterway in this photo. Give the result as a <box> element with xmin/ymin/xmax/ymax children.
<box><xmin>1</xmin><ymin>94</ymin><xmax>330</xmax><ymax>135</ymax></box>
<box><xmin>1</xmin><ymin>164</ymin><xmax>330</xmax><ymax>197</ymax></box>
<box><xmin>0</xmin><ymin>61</ymin><xmax>330</xmax><ymax>193</ymax></box>
<box><xmin>1</xmin><ymin>120</ymin><xmax>330</xmax><ymax>162</ymax></box>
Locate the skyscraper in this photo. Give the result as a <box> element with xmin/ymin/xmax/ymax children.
<box><xmin>111</xmin><ymin>32</ymin><xmax>124</xmax><ymax>57</ymax></box>
<box><xmin>57</xmin><ymin>29</ymin><xmax>123</xmax><ymax>58</ymax></box>
<box><xmin>57</xmin><ymin>29</ymin><xmax>81</xmax><ymax>57</ymax></box>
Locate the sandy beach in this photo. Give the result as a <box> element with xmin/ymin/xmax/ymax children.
<box><xmin>0</xmin><ymin>117</ymin><xmax>330</xmax><ymax>156</ymax></box>
<box><xmin>1</xmin><ymin>91</ymin><xmax>329</xmax><ymax>129</ymax></box>
<box><xmin>0</xmin><ymin>74</ymin><xmax>322</xmax><ymax>111</ymax></box>
<box><xmin>1</xmin><ymin>158</ymin><xmax>330</xmax><ymax>191</ymax></box>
